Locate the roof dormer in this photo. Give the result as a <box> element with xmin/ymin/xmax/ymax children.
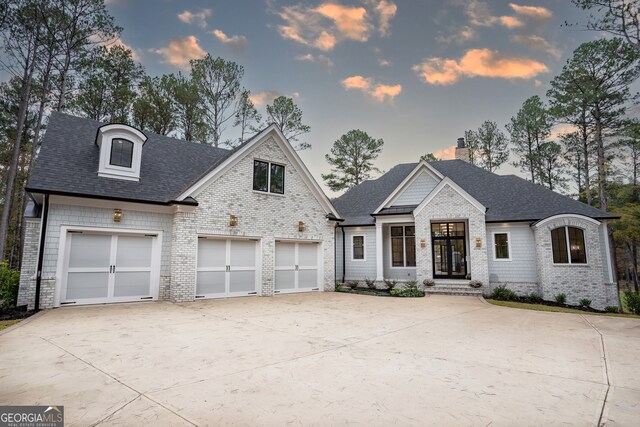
<box><xmin>96</xmin><ymin>123</ymin><xmax>147</xmax><ymax>181</ymax></box>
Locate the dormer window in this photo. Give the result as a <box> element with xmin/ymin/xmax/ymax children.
<box><xmin>96</xmin><ymin>124</ymin><xmax>147</xmax><ymax>181</ymax></box>
<box><xmin>110</xmin><ymin>139</ymin><xmax>134</xmax><ymax>168</ymax></box>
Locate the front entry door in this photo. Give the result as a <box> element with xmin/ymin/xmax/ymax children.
<box><xmin>431</xmin><ymin>222</ymin><xmax>467</xmax><ymax>278</ymax></box>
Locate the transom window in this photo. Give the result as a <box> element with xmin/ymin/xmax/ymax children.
<box><xmin>493</xmin><ymin>233</ymin><xmax>510</xmax><ymax>260</ymax></box>
<box><xmin>352</xmin><ymin>235</ymin><xmax>365</xmax><ymax>260</ymax></box>
<box><xmin>109</xmin><ymin>138</ymin><xmax>134</xmax><ymax>168</ymax></box>
<box><xmin>391</xmin><ymin>226</ymin><xmax>416</xmax><ymax>267</ymax></box>
<box><xmin>551</xmin><ymin>226</ymin><xmax>586</xmax><ymax>264</ymax></box>
<box><xmin>253</xmin><ymin>160</ymin><xmax>285</xmax><ymax>194</ymax></box>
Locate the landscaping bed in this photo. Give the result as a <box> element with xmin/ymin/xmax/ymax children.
<box><xmin>0</xmin><ymin>305</ymin><xmax>34</xmax><ymax>322</ymax></box>
<box><xmin>336</xmin><ymin>287</ymin><xmax>394</xmax><ymax>297</ymax></box>
<box><xmin>336</xmin><ymin>280</ymin><xmax>425</xmax><ymax>298</ymax></box>
<box><xmin>485</xmin><ymin>297</ymin><xmax>603</xmax><ymax>313</ymax></box>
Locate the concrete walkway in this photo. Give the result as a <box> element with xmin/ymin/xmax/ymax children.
<box><xmin>0</xmin><ymin>293</ymin><xmax>638</xmax><ymax>426</ymax></box>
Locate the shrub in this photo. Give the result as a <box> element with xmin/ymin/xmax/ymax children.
<box><xmin>491</xmin><ymin>285</ymin><xmax>517</xmax><ymax>301</ymax></box>
<box><xmin>347</xmin><ymin>280</ymin><xmax>359</xmax><ymax>289</ymax></box>
<box><xmin>335</xmin><ymin>283</ymin><xmax>345</xmax><ymax>291</ymax></box>
<box><xmin>0</xmin><ymin>262</ymin><xmax>20</xmax><ymax>307</ymax></box>
<box><xmin>364</xmin><ymin>277</ymin><xmax>376</xmax><ymax>289</ymax></box>
<box><xmin>623</xmin><ymin>291</ymin><xmax>640</xmax><ymax>315</ymax></box>
<box><xmin>384</xmin><ymin>279</ymin><xmax>397</xmax><ymax>291</ymax></box>
<box><xmin>469</xmin><ymin>280</ymin><xmax>483</xmax><ymax>289</ymax></box>
<box><xmin>579</xmin><ymin>298</ymin><xmax>592</xmax><ymax>308</ymax></box>
<box><xmin>390</xmin><ymin>281</ymin><xmax>425</xmax><ymax>297</ymax></box>
<box><xmin>526</xmin><ymin>293</ymin><xmax>543</xmax><ymax>304</ymax></box>
<box><xmin>555</xmin><ymin>293</ymin><xmax>567</xmax><ymax>305</ymax></box>
<box><xmin>605</xmin><ymin>306</ymin><xmax>619</xmax><ymax>313</ymax></box>
<box><xmin>422</xmin><ymin>279</ymin><xmax>435</xmax><ymax>287</ymax></box>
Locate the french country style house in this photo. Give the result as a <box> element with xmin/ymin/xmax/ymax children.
<box><xmin>18</xmin><ymin>114</ymin><xmax>619</xmax><ymax>310</ymax></box>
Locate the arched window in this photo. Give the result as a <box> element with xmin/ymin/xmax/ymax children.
<box><xmin>109</xmin><ymin>138</ymin><xmax>134</xmax><ymax>168</ymax></box>
<box><xmin>551</xmin><ymin>226</ymin><xmax>586</xmax><ymax>264</ymax></box>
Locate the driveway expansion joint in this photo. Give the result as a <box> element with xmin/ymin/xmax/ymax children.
<box><xmin>579</xmin><ymin>315</ymin><xmax>611</xmax><ymax>427</ymax></box>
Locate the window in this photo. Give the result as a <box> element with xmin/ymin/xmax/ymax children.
<box><xmin>109</xmin><ymin>138</ymin><xmax>134</xmax><ymax>168</ymax></box>
<box><xmin>253</xmin><ymin>160</ymin><xmax>285</xmax><ymax>194</ymax></box>
<box><xmin>551</xmin><ymin>226</ymin><xmax>586</xmax><ymax>264</ymax></box>
<box><xmin>493</xmin><ymin>233</ymin><xmax>510</xmax><ymax>260</ymax></box>
<box><xmin>391</xmin><ymin>226</ymin><xmax>416</xmax><ymax>267</ymax></box>
<box><xmin>352</xmin><ymin>235</ymin><xmax>365</xmax><ymax>260</ymax></box>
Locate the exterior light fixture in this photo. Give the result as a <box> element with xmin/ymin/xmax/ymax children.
<box><xmin>229</xmin><ymin>215</ymin><xmax>238</xmax><ymax>227</ymax></box>
<box><xmin>298</xmin><ymin>221</ymin><xmax>305</xmax><ymax>232</ymax></box>
<box><xmin>420</xmin><ymin>239</ymin><xmax>426</xmax><ymax>248</ymax></box>
<box><xmin>113</xmin><ymin>209</ymin><xmax>123</xmax><ymax>222</ymax></box>
<box><xmin>475</xmin><ymin>237</ymin><xmax>482</xmax><ymax>248</ymax></box>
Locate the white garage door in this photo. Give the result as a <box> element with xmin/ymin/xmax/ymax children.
<box><xmin>196</xmin><ymin>238</ymin><xmax>258</xmax><ymax>298</ymax></box>
<box><xmin>274</xmin><ymin>241</ymin><xmax>320</xmax><ymax>293</ymax></box>
<box><xmin>61</xmin><ymin>231</ymin><xmax>160</xmax><ymax>306</ymax></box>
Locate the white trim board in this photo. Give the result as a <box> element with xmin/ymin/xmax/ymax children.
<box><xmin>177</xmin><ymin>125</ymin><xmax>340</xmax><ymax>218</ymax></box>
<box><xmin>413</xmin><ymin>177</ymin><xmax>486</xmax><ymax>216</ymax></box>
<box><xmin>373</xmin><ymin>161</ymin><xmax>444</xmax><ymax>214</ymax></box>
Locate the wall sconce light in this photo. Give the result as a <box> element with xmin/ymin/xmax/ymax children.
<box><xmin>475</xmin><ymin>237</ymin><xmax>482</xmax><ymax>248</ymax></box>
<box><xmin>229</xmin><ymin>215</ymin><xmax>238</xmax><ymax>227</ymax></box>
<box><xmin>420</xmin><ymin>239</ymin><xmax>426</xmax><ymax>248</ymax></box>
<box><xmin>113</xmin><ymin>209</ymin><xmax>122</xmax><ymax>223</ymax></box>
<box><xmin>298</xmin><ymin>221</ymin><xmax>306</xmax><ymax>232</ymax></box>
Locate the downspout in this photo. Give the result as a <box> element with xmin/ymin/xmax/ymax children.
<box><xmin>34</xmin><ymin>193</ymin><xmax>49</xmax><ymax>312</ymax></box>
<box><xmin>341</xmin><ymin>226</ymin><xmax>346</xmax><ymax>283</ymax></box>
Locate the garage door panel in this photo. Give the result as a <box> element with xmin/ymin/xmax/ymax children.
<box><xmin>197</xmin><ymin>239</ymin><xmax>226</xmax><ymax>268</ymax></box>
<box><xmin>229</xmin><ymin>240</ymin><xmax>255</xmax><ymax>268</ymax></box>
<box><xmin>196</xmin><ymin>271</ymin><xmax>226</xmax><ymax>295</ymax></box>
<box><xmin>229</xmin><ymin>271</ymin><xmax>256</xmax><ymax>293</ymax></box>
<box><xmin>275</xmin><ymin>242</ymin><xmax>295</xmax><ymax>267</ymax></box>
<box><xmin>275</xmin><ymin>270</ymin><xmax>295</xmax><ymax>291</ymax></box>
<box><xmin>116</xmin><ymin>236</ymin><xmax>153</xmax><ymax>268</ymax></box>
<box><xmin>114</xmin><ymin>272</ymin><xmax>152</xmax><ymax>297</ymax></box>
<box><xmin>66</xmin><ymin>272</ymin><xmax>110</xmax><ymax>300</ymax></box>
<box><xmin>68</xmin><ymin>234</ymin><xmax>111</xmax><ymax>269</ymax></box>
<box><xmin>298</xmin><ymin>244</ymin><xmax>317</xmax><ymax>267</ymax></box>
<box><xmin>298</xmin><ymin>269</ymin><xmax>318</xmax><ymax>289</ymax></box>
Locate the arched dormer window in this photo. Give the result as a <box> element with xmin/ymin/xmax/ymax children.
<box><xmin>551</xmin><ymin>226</ymin><xmax>586</xmax><ymax>264</ymax></box>
<box><xmin>96</xmin><ymin>123</ymin><xmax>147</xmax><ymax>181</ymax></box>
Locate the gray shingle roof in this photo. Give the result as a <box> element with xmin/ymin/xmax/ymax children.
<box><xmin>26</xmin><ymin>112</ymin><xmax>233</xmax><ymax>205</ymax></box>
<box><xmin>333</xmin><ymin>160</ymin><xmax>616</xmax><ymax>225</ymax></box>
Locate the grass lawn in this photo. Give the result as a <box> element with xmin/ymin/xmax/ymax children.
<box><xmin>487</xmin><ymin>300</ymin><xmax>640</xmax><ymax>319</ymax></box>
<box><xmin>0</xmin><ymin>319</ymin><xmax>21</xmax><ymax>331</ymax></box>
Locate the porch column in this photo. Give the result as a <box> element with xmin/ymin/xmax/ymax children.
<box><xmin>376</xmin><ymin>222</ymin><xmax>384</xmax><ymax>281</ymax></box>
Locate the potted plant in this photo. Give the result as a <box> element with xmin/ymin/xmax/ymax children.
<box><xmin>469</xmin><ymin>280</ymin><xmax>483</xmax><ymax>289</ymax></box>
<box><xmin>423</xmin><ymin>278</ymin><xmax>435</xmax><ymax>287</ymax></box>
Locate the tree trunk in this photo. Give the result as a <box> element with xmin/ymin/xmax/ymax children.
<box><xmin>594</xmin><ymin>110</ymin><xmax>607</xmax><ymax>211</ymax></box>
<box><xmin>581</xmin><ymin>122</ymin><xmax>592</xmax><ymax>206</ymax></box>
<box><xmin>633</xmin><ymin>240</ymin><xmax>639</xmax><ymax>293</ymax></box>
<box><xmin>0</xmin><ymin>44</ymin><xmax>38</xmax><ymax>260</ymax></box>
<box><xmin>56</xmin><ymin>51</ymin><xmax>71</xmax><ymax>111</ymax></box>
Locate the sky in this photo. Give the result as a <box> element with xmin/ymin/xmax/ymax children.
<box><xmin>104</xmin><ymin>0</ymin><xmax>599</xmax><ymax>196</ymax></box>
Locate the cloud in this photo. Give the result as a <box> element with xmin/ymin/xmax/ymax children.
<box><xmin>341</xmin><ymin>75</ymin><xmax>402</xmax><ymax>102</ymax></box>
<box><xmin>434</xmin><ymin>146</ymin><xmax>456</xmax><ymax>160</ymax></box>
<box><xmin>412</xmin><ymin>48</ymin><xmax>549</xmax><ymax>85</ymax></box>
<box><xmin>111</xmin><ymin>38</ymin><xmax>140</xmax><ymax>61</ymax></box>
<box><xmin>275</xmin><ymin>1</ymin><xmax>396</xmax><ymax>50</ymax></box>
<box><xmin>178</xmin><ymin>9</ymin><xmax>212</xmax><ymax>28</ymax></box>
<box><xmin>534</xmin><ymin>79</ymin><xmax>542</xmax><ymax>88</ymax></box>
<box><xmin>154</xmin><ymin>36</ymin><xmax>206</xmax><ymax>69</ymax></box>
<box><xmin>437</xmin><ymin>26</ymin><xmax>477</xmax><ymax>44</ymax></box>
<box><xmin>509</xmin><ymin>3</ymin><xmax>552</xmax><ymax>20</ymax></box>
<box><xmin>249</xmin><ymin>90</ymin><xmax>282</xmax><ymax>106</ymax></box>
<box><xmin>212</xmin><ymin>29</ymin><xmax>247</xmax><ymax>51</ymax></box>
<box><xmin>378</xmin><ymin>58</ymin><xmax>391</xmax><ymax>66</ymax></box>
<box><xmin>295</xmin><ymin>53</ymin><xmax>334</xmax><ymax>70</ymax></box>
<box><xmin>464</xmin><ymin>0</ymin><xmax>523</xmax><ymax>28</ymax></box>
<box><xmin>511</xmin><ymin>34</ymin><xmax>561</xmax><ymax>60</ymax></box>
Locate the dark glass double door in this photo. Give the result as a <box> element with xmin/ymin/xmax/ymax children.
<box><xmin>431</xmin><ymin>222</ymin><xmax>467</xmax><ymax>278</ymax></box>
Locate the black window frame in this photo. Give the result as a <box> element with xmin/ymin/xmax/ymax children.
<box><xmin>109</xmin><ymin>138</ymin><xmax>134</xmax><ymax>168</ymax></box>
<box><xmin>253</xmin><ymin>160</ymin><xmax>285</xmax><ymax>195</ymax></box>
<box><xmin>551</xmin><ymin>226</ymin><xmax>586</xmax><ymax>264</ymax></box>
<box><xmin>352</xmin><ymin>235</ymin><xmax>365</xmax><ymax>260</ymax></box>
<box><xmin>390</xmin><ymin>225</ymin><xmax>416</xmax><ymax>268</ymax></box>
<box><xmin>493</xmin><ymin>233</ymin><xmax>510</xmax><ymax>260</ymax></box>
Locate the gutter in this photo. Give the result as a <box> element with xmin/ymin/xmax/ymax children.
<box><xmin>34</xmin><ymin>194</ymin><xmax>49</xmax><ymax>312</ymax></box>
<box><xmin>24</xmin><ymin>188</ymin><xmax>199</xmax><ymax>207</ymax></box>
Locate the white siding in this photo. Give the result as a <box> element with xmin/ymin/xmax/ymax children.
<box><xmin>599</xmin><ymin>223</ymin><xmax>612</xmax><ymax>282</ymax></box>
<box><xmin>486</xmin><ymin>223</ymin><xmax>537</xmax><ymax>283</ymax></box>
<box><xmin>393</xmin><ymin>170</ymin><xmax>439</xmax><ymax>206</ymax></box>
<box><xmin>336</xmin><ymin>227</ymin><xmax>377</xmax><ymax>281</ymax></box>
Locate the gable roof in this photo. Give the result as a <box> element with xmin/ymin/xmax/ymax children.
<box><xmin>333</xmin><ymin>160</ymin><xmax>616</xmax><ymax>225</ymax></box>
<box><xmin>26</xmin><ymin>112</ymin><xmax>236</xmax><ymax>205</ymax></box>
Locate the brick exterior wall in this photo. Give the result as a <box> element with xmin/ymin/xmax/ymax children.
<box><xmin>170</xmin><ymin>210</ymin><xmax>197</xmax><ymax>302</ymax></box>
<box><xmin>532</xmin><ymin>216</ymin><xmax>618</xmax><ymax>310</ymax></box>
<box><xmin>192</xmin><ymin>136</ymin><xmax>335</xmax><ymax>298</ymax></box>
<box><xmin>414</xmin><ymin>184</ymin><xmax>489</xmax><ymax>286</ymax></box>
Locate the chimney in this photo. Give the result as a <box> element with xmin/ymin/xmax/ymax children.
<box><xmin>455</xmin><ymin>137</ymin><xmax>469</xmax><ymax>162</ymax></box>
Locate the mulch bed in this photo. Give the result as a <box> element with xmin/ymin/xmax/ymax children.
<box><xmin>0</xmin><ymin>305</ymin><xmax>35</xmax><ymax>321</ymax></box>
<box><xmin>485</xmin><ymin>297</ymin><xmax>604</xmax><ymax>313</ymax></box>
<box><xmin>336</xmin><ymin>287</ymin><xmax>394</xmax><ymax>297</ymax></box>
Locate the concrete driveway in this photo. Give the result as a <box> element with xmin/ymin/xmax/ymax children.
<box><xmin>1</xmin><ymin>294</ymin><xmax>639</xmax><ymax>426</ymax></box>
